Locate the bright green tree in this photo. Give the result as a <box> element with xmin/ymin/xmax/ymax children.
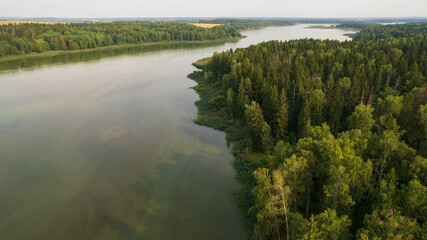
<box><xmin>348</xmin><ymin>104</ymin><xmax>375</xmax><ymax>135</ymax></box>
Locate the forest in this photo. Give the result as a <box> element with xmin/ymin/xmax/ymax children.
<box><xmin>336</xmin><ymin>22</ymin><xmax>380</xmax><ymax>29</ymax></box>
<box><xmin>190</xmin><ymin>23</ymin><xmax>427</xmax><ymax>239</ymax></box>
<box><xmin>195</xmin><ymin>19</ymin><xmax>293</xmax><ymax>30</ymax></box>
<box><xmin>353</xmin><ymin>23</ymin><xmax>427</xmax><ymax>41</ymax></box>
<box><xmin>0</xmin><ymin>21</ymin><xmax>241</xmax><ymax>57</ymax></box>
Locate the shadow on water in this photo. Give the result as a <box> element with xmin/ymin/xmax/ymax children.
<box><xmin>0</xmin><ymin>39</ymin><xmax>239</xmax><ymax>73</ymax></box>
<box><xmin>176</xmin><ymin>123</ymin><xmax>228</xmax><ymax>150</ymax></box>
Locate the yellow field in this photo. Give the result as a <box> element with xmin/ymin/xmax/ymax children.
<box><xmin>0</xmin><ymin>20</ymin><xmax>58</xmax><ymax>25</ymax></box>
<box><xmin>189</xmin><ymin>23</ymin><xmax>222</xmax><ymax>28</ymax></box>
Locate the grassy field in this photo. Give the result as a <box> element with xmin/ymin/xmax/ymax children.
<box><xmin>192</xmin><ymin>57</ymin><xmax>211</xmax><ymax>69</ymax></box>
<box><xmin>189</xmin><ymin>23</ymin><xmax>222</xmax><ymax>28</ymax></box>
<box><xmin>0</xmin><ymin>20</ymin><xmax>58</xmax><ymax>25</ymax></box>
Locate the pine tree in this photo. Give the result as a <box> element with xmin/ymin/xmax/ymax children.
<box><xmin>276</xmin><ymin>88</ymin><xmax>289</xmax><ymax>140</ymax></box>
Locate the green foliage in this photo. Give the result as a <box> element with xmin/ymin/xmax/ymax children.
<box><xmin>402</xmin><ymin>179</ymin><xmax>427</xmax><ymax>222</ymax></box>
<box><xmin>0</xmin><ymin>22</ymin><xmax>241</xmax><ymax>57</ymax></box>
<box><xmin>337</xmin><ymin>22</ymin><xmax>381</xmax><ymax>29</ymax></box>
<box><xmin>261</xmin><ymin>122</ymin><xmax>274</xmax><ymax>155</ymax></box>
<box><xmin>208</xmin><ymin>95</ymin><xmax>226</xmax><ymax>110</ymax></box>
<box><xmin>375</xmin><ymin>95</ymin><xmax>404</xmax><ymax>117</ymax></box>
<box><xmin>196</xmin><ymin>19</ymin><xmax>293</xmax><ymax>30</ymax></box>
<box><xmin>353</xmin><ymin>23</ymin><xmax>427</xmax><ymax>41</ymax></box>
<box><xmin>303</xmin><ymin>209</ymin><xmax>352</xmax><ymax>240</ymax></box>
<box><xmin>193</xmin><ymin>23</ymin><xmax>427</xmax><ymax>239</ymax></box>
<box><xmin>348</xmin><ymin>104</ymin><xmax>375</xmax><ymax>134</ymax></box>
<box><xmin>253</xmin><ymin>168</ymin><xmax>282</xmax><ymax>240</ymax></box>
<box><xmin>419</xmin><ymin>105</ymin><xmax>427</xmax><ymax>139</ymax></box>
<box><xmin>358</xmin><ymin>209</ymin><xmax>420</xmax><ymax>240</ymax></box>
<box><xmin>246</xmin><ymin>101</ymin><xmax>273</xmax><ymax>153</ymax></box>
<box><xmin>410</xmin><ymin>156</ymin><xmax>427</xmax><ymax>185</ymax></box>
<box><xmin>275</xmin><ymin>89</ymin><xmax>289</xmax><ymax>140</ymax></box>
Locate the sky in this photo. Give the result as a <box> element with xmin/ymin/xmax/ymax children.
<box><xmin>1</xmin><ymin>0</ymin><xmax>426</xmax><ymax>18</ymax></box>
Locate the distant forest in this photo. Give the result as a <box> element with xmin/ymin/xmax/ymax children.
<box><xmin>196</xmin><ymin>19</ymin><xmax>293</xmax><ymax>30</ymax></box>
<box><xmin>1</xmin><ymin>19</ymin><xmax>427</xmax><ymax>58</ymax></box>
<box><xmin>0</xmin><ymin>21</ymin><xmax>241</xmax><ymax>57</ymax></box>
<box><xmin>191</xmin><ymin>23</ymin><xmax>427</xmax><ymax>239</ymax></box>
<box><xmin>335</xmin><ymin>22</ymin><xmax>381</xmax><ymax>29</ymax></box>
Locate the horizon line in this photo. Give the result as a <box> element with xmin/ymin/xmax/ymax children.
<box><xmin>1</xmin><ymin>16</ymin><xmax>427</xmax><ymax>19</ymax></box>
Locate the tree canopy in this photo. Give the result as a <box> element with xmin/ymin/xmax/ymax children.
<box><xmin>194</xmin><ymin>23</ymin><xmax>427</xmax><ymax>239</ymax></box>
<box><xmin>0</xmin><ymin>21</ymin><xmax>241</xmax><ymax>57</ymax></box>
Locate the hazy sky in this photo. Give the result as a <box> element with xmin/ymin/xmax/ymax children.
<box><xmin>1</xmin><ymin>0</ymin><xmax>426</xmax><ymax>18</ymax></box>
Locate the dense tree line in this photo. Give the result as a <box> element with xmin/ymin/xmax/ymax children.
<box><xmin>353</xmin><ymin>23</ymin><xmax>427</xmax><ymax>41</ymax></box>
<box><xmin>336</xmin><ymin>22</ymin><xmax>380</xmax><ymax>29</ymax></box>
<box><xmin>0</xmin><ymin>21</ymin><xmax>241</xmax><ymax>57</ymax></box>
<box><xmin>196</xmin><ymin>19</ymin><xmax>293</xmax><ymax>30</ymax></box>
<box><xmin>194</xmin><ymin>24</ymin><xmax>427</xmax><ymax>239</ymax></box>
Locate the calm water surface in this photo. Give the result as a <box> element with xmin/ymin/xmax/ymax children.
<box><xmin>0</xmin><ymin>25</ymin><xmax>356</xmax><ymax>240</ymax></box>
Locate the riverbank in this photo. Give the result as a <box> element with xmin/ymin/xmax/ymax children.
<box><xmin>192</xmin><ymin>57</ymin><xmax>212</xmax><ymax>69</ymax></box>
<box><xmin>0</xmin><ymin>23</ymin><xmax>367</xmax><ymax>240</ymax></box>
<box><xmin>188</xmin><ymin>62</ymin><xmax>262</xmax><ymax>235</ymax></box>
<box><xmin>0</xmin><ymin>37</ymin><xmax>244</xmax><ymax>63</ymax></box>
<box><xmin>188</xmin><ymin>60</ymin><xmax>245</xmax><ymax>142</ymax></box>
<box><xmin>187</xmin><ymin>23</ymin><xmax>427</xmax><ymax>239</ymax></box>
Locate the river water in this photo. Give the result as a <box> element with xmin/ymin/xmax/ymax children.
<box><xmin>0</xmin><ymin>24</ymin><xmax>356</xmax><ymax>240</ymax></box>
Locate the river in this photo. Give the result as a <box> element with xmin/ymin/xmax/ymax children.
<box><xmin>0</xmin><ymin>24</ymin><xmax>357</xmax><ymax>240</ymax></box>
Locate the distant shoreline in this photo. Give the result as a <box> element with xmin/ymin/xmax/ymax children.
<box><xmin>306</xmin><ymin>25</ymin><xmax>359</xmax><ymax>31</ymax></box>
<box><xmin>0</xmin><ymin>37</ymin><xmax>244</xmax><ymax>63</ymax></box>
